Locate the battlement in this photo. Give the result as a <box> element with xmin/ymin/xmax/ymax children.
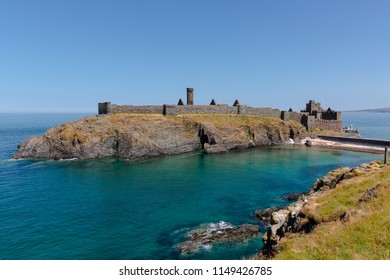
<box><xmin>98</xmin><ymin>88</ymin><xmax>342</xmax><ymax>133</ymax></box>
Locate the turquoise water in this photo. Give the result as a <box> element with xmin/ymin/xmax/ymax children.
<box><xmin>0</xmin><ymin>113</ymin><xmax>382</xmax><ymax>260</ymax></box>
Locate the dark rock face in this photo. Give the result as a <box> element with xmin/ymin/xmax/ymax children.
<box><xmin>255</xmin><ymin>206</ymin><xmax>286</xmax><ymax>225</ymax></box>
<box><xmin>175</xmin><ymin>222</ymin><xmax>260</xmax><ymax>254</ymax></box>
<box><xmin>280</xmin><ymin>193</ymin><xmax>303</xmax><ymax>201</ymax></box>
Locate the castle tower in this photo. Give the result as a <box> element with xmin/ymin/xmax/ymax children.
<box><xmin>187</xmin><ymin>88</ymin><xmax>194</xmax><ymax>105</ymax></box>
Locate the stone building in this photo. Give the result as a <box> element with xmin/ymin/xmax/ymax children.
<box><xmin>300</xmin><ymin>100</ymin><xmax>342</xmax><ymax>132</ymax></box>
<box><xmin>98</xmin><ymin>89</ymin><xmax>342</xmax><ymax>133</ymax></box>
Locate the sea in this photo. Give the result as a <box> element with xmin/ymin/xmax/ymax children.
<box><xmin>0</xmin><ymin>112</ymin><xmax>388</xmax><ymax>260</ymax></box>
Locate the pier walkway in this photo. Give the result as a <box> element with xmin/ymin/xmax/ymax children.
<box><xmin>317</xmin><ymin>135</ymin><xmax>390</xmax><ymax>148</ymax></box>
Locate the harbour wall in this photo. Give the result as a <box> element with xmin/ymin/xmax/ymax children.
<box><xmin>318</xmin><ymin>135</ymin><xmax>390</xmax><ymax>147</ymax></box>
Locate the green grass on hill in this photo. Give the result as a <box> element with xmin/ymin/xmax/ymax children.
<box><xmin>274</xmin><ymin>163</ymin><xmax>390</xmax><ymax>260</ymax></box>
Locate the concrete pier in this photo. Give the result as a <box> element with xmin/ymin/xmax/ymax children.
<box><xmin>317</xmin><ymin>135</ymin><xmax>390</xmax><ymax>148</ymax></box>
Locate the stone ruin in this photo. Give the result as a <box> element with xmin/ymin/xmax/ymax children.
<box><xmin>98</xmin><ymin>89</ymin><xmax>342</xmax><ymax>132</ymax></box>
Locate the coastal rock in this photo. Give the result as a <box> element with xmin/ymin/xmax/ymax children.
<box><xmin>311</xmin><ymin>167</ymin><xmax>350</xmax><ymax>191</ymax></box>
<box><xmin>175</xmin><ymin>221</ymin><xmax>260</xmax><ymax>254</ymax></box>
<box><xmin>15</xmin><ymin>136</ymin><xmax>51</xmax><ymax>159</ymax></box>
<box><xmin>203</xmin><ymin>143</ymin><xmax>229</xmax><ymax>154</ymax></box>
<box><xmin>257</xmin><ymin>161</ymin><xmax>385</xmax><ymax>259</ymax></box>
<box><xmin>271</xmin><ymin>209</ymin><xmax>290</xmax><ymax>225</ymax></box>
<box><xmin>13</xmin><ymin>114</ymin><xmax>305</xmax><ymax>160</ymax></box>
<box><xmin>280</xmin><ymin>192</ymin><xmax>303</xmax><ymax>201</ymax></box>
<box><xmin>255</xmin><ymin>206</ymin><xmax>286</xmax><ymax>225</ymax></box>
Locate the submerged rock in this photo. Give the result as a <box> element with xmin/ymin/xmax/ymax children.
<box><xmin>175</xmin><ymin>221</ymin><xmax>260</xmax><ymax>254</ymax></box>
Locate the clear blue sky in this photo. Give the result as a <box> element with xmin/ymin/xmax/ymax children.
<box><xmin>1</xmin><ymin>0</ymin><xmax>389</xmax><ymax>112</ymax></box>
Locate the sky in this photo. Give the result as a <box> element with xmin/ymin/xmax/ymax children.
<box><xmin>1</xmin><ymin>0</ymin><xmax>389</xmax><ymax>113</ymax></box>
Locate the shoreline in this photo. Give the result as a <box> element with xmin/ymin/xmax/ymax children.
<box><xmin>255</xmin><ymin>159</ymin><xmax>389</xmax><ymax>259</ymax></box>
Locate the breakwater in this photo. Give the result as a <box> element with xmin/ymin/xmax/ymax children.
<box><xmin>317</xmin><ymin>135</ymin><xmax>390</xmax><ymax>148</ymax></box>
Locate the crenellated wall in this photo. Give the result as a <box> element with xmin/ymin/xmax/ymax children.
<box><xmin>98</xmin><ymin>93</ymin><xmax>342</xmax><ymax>133</ymax></box>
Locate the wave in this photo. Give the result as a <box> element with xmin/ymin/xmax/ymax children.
<box><xmin>186</xmin><ymin>221</ymin><xmax>233</xmax><ymax>238</ymax></box>
<box><xmin>0</xmin><ymin>158</ymin><xmax>18</xmax><ymax>162</ymax></box>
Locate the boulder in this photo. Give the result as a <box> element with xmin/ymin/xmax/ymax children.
<box><xmin>359</xmin><ymin>184</ymin><xmax>380</xmax><ymax>204</ymax></box>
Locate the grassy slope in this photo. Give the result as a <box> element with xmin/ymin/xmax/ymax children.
<box><xmin>274</xmin><ymin>163</ymin><xmax>390</xmax><ymax>260</ymax></box>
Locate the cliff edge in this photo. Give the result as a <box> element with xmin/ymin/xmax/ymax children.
<box><xmin>13</xmin><ymin>113</ymin><xmax>306</xmax><ymax>160</ymax></box>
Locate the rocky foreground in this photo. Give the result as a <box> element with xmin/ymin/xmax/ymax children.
<box><xmin>255</xmin><ymin>160</ymin><xmax>388</xmax><ymax>259</ymax></box>
<box><xmin>13</xmin><ymin>113</ymin><xmax>305</xmax><ymax>160</ymax></box>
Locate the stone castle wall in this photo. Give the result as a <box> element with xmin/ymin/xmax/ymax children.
<box><xmin>111</xmin><ymin>105</ymin><xmax>163</xmax><ymax>114</ymax></box>
<box><xmin>163</xmin><ymin>104</ymin><xmax>238</xmax><ymax>115</ymax></box>
<box><xmin>301</xmin><ymin>115</ymin><xmax>341</xmax><ymax>131</ymax></box>
<box><xmin>100</xmin><ymin>103</ymin><xmax>283</xmax><ymax>118</ymax></box>
<box><xmin>280</xmin><ymin>111</ymin><xmax>302</xmax><ymax>122</ymax></box>
<box><xmin>312</xmin><ymin>119</ymin><xmax>342</xmax><ymax>132</ymax></box>
<box><xmin>98</xmin><ymin>96</ymin><xmax>342</xmax><ymax>133</ymax></box>
<box><xmin>163</xmin><ymin>104</ymin><xmax>282</xmax><ymax>117</ymax></box>
<box><xmin>238</xmin><ymin>106</ymin><xmax>281</xmax><ymax>118</ymax></box>
<box><xmin>98</xmin><ymin>102</ymin><xmax>163</xmax><ymax>115</ymax></box>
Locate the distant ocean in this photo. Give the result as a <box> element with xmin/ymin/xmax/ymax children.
<box><xmin>343</xmin><ymin>111</ymin><xmax>390</xmax><ymax>140</ymax></box>
<box><xmin>0</xmin><ymin>112</ymin><xmax>386</xmax><ymax>260</ymax></box>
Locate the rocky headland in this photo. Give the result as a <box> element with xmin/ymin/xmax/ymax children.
<box><xmin>13</xmin><ymin>113</ymin><xmax>306</xmax><ymax>160</ymax></box>
<box><xmin>254</xmin><ymin>160</ymin><xmax>390</xmax><ymax>259</ymax></box>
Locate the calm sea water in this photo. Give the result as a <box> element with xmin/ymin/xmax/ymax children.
<box><xmin>343</xmin><ymin>111</ymin><xmax>390</xmax><ymax>140</ymax></box>
<box><xmin>0</xmin><ymin>113</ymin><xmax>384</xmax><ymax>260</ymax></box>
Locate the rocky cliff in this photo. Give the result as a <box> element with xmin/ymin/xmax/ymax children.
<box><xmin>13</xmin><ymin>113</ymin><xmax>306</xmax><ymax>160</ymax></box>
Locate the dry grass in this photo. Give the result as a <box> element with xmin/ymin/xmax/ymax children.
<box><xmin>274</xmin><ymin>164</ymin><xmax>390</xmax><ymax>260</ymax></box>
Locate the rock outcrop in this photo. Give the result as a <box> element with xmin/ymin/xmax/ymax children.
<box><xmin>279</xmin><ymin>192</ymin><xmax>303</xmax><ymax>201</ymax></box>
<box><xmin>255</xmin><ymin>206</ymin><xmax>286</xmax><ymax>226</ymax></box>
<box><xmin>175</xmin><ymin>221</ymin><xmax>260</xmax><ymax>254</ymax></box>
<box><xmin>256</xmin><ymin>161</ymin><xmax>384</xmax><ymax>259</ymax></box>
<box><xmin>13</xmin><ymin>113</ymin><xmax>306</xmax><ymax>160</ymax></box>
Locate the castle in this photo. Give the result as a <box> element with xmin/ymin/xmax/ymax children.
<box><xmin>98</xmin><ymin>88</ymin><xmax>342</xmax><ymax>132</ymax></box>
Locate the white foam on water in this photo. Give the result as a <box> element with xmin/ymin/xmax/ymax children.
<box><xmin>186</xmin><ymin>221</ymin><xmax>234</xmax><ymax>238</ymax></box>
<box><xmin>59</xmin><ymin>158</ymin><xmax>79</xmax><ymax>161</ymax></box>
<box><xmin>201</xmin><ymin>244</ymin><xmax>212</xmax><ymax>251</ymax></box>
<box><xmin>0</xmin><ymin>159</ymin><xmax>17</xmax><ymax>162</ymax></box>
